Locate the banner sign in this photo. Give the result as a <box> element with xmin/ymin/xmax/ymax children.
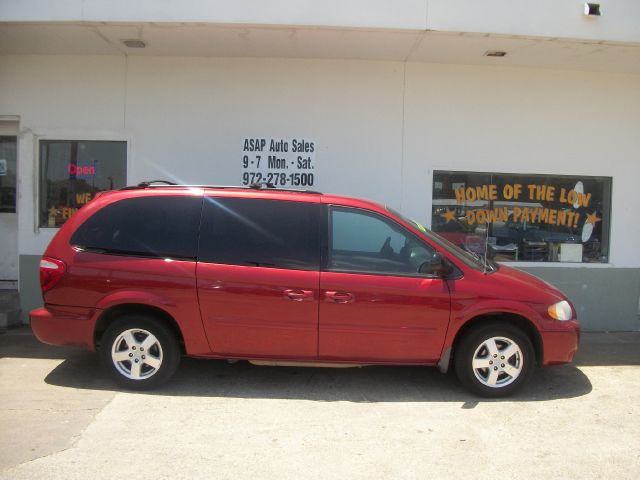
<box><xmin>448</xmin><ymin>183</ymin><xmax>599</xmax><ymax>228</ymax></box>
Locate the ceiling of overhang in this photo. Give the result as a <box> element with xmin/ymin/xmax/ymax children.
<box><xmin>1</xmin><ymin>23</ymin><xmax>639</xmax><ymax>74</ymax></box>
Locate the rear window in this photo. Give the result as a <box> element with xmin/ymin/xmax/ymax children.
<box><xmin>70</xmin><ymin>195</ymin><xmax>203</xmax><ymax>260</ymax></box>
<box><xmin>199</xmin><ymin>197</ymin><xmax>320</xmax><ymax>270</ymax></box>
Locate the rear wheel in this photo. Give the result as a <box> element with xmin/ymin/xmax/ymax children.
<box><xmin>454</xmin><ymin>323</ymin><xmax>534</xmax><ymax>398</ymax></box>
<box><xmin>100</xmin><ymin>315</ymin><xmax>180</xmax><ymax>390</ymax></box>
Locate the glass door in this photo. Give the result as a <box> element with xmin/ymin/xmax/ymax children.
<box><xmin>0</xmin><ymin>135</ymin><xmax>18</xmax><ymax>286</ymax></box>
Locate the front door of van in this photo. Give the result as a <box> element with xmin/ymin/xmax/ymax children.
<box><xmin>197</xmin><ymin>196</ymin><xmax>321</xmax><ymax>358</ymax></box>
<box><xmin>319</xmin><ymin>206</ymin><xmax>451</xmax><ymax>363</ymax></box>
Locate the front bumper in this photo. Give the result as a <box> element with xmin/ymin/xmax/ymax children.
<box><xmin>541</xmin><ymin>319</ymin><xmax>580</xmax><ymax>365</ymax></box>
<box><xmin>30</xmin><ymin>305</ymin><xmax>98</xmax><ymax>350</ymax></box>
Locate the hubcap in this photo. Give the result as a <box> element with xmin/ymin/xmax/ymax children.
<box><xmin>111</xmin><ymin>328</ymin><xmax>163</xmax><ymax>380</ymax></box>
<box><xmin>472</xmin><ymin>336</ymin><xmax>523</xmax><ymax>388</ymax></box>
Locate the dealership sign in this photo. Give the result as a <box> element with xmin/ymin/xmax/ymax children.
<box><xmin>241</xmin><ymin>137</ymin><xmax>315</xmax><ymax>187</ymax></box>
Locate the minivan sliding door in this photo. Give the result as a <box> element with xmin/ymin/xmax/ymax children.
<box><xmin>197</xmin><ymin>196</ymin><xmax>321</xmax><ymax>358</ymax></box>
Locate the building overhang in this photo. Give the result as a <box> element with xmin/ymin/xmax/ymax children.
<box><xmin>1</xmin><ymin>22</ymin><xmax>639</xmax><ymax>74</ymax></box>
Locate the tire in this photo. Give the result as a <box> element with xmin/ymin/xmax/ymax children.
<box><xmin>99</xmin><ymin>314</ymin><xmax>181</xmax><ymax>390</ymax></box>
<box><xmin>454</xmin><ymin>322</ymin><xmax>535</xmax><ymax>398</ymax></box>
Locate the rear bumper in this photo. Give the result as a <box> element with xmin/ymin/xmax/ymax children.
<box><xmin>541</xmin><ymin>320</ymin><xmax>580</xmax><ymax>365</ymax></box>
<box><xmin>30</xmin><ymin>305</ymin><xmax>98</xmax><ymax>351</ymax></box>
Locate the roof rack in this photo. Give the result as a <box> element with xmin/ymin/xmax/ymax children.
<box><xmin>120</xmin><ymin>180</ymin><xmax>322</xmax><ymax>195</ymax></box>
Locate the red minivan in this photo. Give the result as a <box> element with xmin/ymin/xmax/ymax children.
<box><xmin>31</xmin><ymin>182</ymin><xmax>579</xmax><ymax>397</ymax></box>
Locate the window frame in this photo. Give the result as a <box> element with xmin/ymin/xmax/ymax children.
<box><xmin>35</xmin><ymin>134</ymin><xmax>130</xmax><ymax>232</ymax></box>
<box><xmin>429</xmin><ymin>169</ymin><xmax>613</xmax><ymax>267</ymax></box>
<box><xmin>325</xmin><ymin>204</ymin><xmax>441</xmax><ymax>279</ymax></box>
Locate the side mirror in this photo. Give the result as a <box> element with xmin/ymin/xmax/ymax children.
<box><xmin>419</xmin><ymin>252</ymin><xmax>453</xmax><ymax>277</ymax></box>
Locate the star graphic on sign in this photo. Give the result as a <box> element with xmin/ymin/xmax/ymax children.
<box><xmin>441</xmin><ymin>209</ymin><xmax>456</xmax><ymax>223</ymax></box>
<box><xmin>586</xmin><ymin>211</ymin><xmax>601</xmax><ymax>226</ymax></box>
<box><xmin>48</xmin><ymin>207</ymin><xmax>58</xmax><ymax>218</ymax></box>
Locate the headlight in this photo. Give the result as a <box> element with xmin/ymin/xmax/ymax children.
<box><xmin>548</xmin><ymin>300</ymin><xmax>573</xmax><ymax>321</ymax></box>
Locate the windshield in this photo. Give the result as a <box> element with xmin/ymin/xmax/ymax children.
<box><xmin>386</xmin><ymin>207</ymin><xmax>497</xmax><ymax>273</ymax></box>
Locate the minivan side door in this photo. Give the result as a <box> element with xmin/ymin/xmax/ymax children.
<box><xmin>319</xmin><ymin>206</ymin><xmax>451</xmax><ymax>363</ymax></box>
<box><xmin>197</xmin><ymin>196</ymin><xmax>321</xmax><ymax>358</ymax></box>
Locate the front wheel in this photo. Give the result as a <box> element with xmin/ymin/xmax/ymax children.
<box><xmin>100</xmin><ymin>315</ymin><xmax>180</xmax><ymax>390</ymax></box>
<box><xmin>454</xmin><ymin>323</ymin><xmax>535</xmax><ymax>398</ymax></box>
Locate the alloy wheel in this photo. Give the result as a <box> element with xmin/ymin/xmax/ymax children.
<box><xmin>111</xmin><ymin>328</ymin><xmax>164</xmax><ymax>380</ymax></box>
<box><xmin>471</xmin><ymin>336</ymin><xmax>523</xmax><ymax>388</ymax></box>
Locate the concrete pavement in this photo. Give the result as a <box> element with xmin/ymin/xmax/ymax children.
<box><xmin>1</xmin><ymin>327</ymin><xmax>639</xmax><ymax>479</ymax></box>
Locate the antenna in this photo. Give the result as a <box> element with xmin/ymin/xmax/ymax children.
<box><xmin>483</xmin><ymin>217</ymin><xmax>490</xmax><ymax>274</ymax></box>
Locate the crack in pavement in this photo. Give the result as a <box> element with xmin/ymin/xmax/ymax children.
<box><xmin>0</xmin><ymin>393</ymin><xmax>117</xmax><ymax>475</ymax></box>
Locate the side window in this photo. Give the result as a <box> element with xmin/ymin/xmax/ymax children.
<box><xmin>329</xmin><ymin>206</ymin><xmax>435</xmax><ymax>276</ymax></box>
<box><xmin>199</xmin><ymin>197</ymin><xmax>320</xmax><ymax>270</ymax></box>
<box><xmin>70</xmin><ymin>196</ymin><xmax>202</xmax><ymax>260</ymax></box>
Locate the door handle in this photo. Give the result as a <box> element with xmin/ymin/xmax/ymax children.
<box><xmin>325</xmin><ymin>291</ymin><xmax>355</xmax><ymax>303</ymax></box>
<box><xmin>284</xmin><ymin>289</ymin><xmax>314</xmax><ymax>302</ymax></box>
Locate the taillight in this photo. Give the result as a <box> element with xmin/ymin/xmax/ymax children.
<box><xmin>40</xmin><ymin>257</ymin><xmax>66</xmax><ymax>293</ymax></box>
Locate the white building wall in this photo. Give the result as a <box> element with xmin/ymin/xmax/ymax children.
<box><xmin>426</xmin><ymin>0</ymin><xmax>640</xmax><ymax>42</ymax></box>
<box><xmin>1</xmin><ymin>55</ymin><xmax>639</xmax><ymax>269</ymax></box>
<box><xmin>402</xmin><ymin>62</ymin><xmax>640</xmax><ymax>268</ymax></box>
<box><xmin>0</xmin><ymin>0</ymin><xmax>428</xmax><ymax>29</ymax></box>
<box><xmin>124</xmin><ymin>57</ymin><xmax>405</xmax><ymax>207</ymax></box>
<box><xmin>3</xmin><ymin>0</ymin><xmax>640</xmax><ymax>43</ymax></box>
<box><xmin>0</xmin><ymin>55</ymin><xmax>127</xmax><ymax>255</ymax></box>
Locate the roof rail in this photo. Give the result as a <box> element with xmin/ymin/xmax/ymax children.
<box><xmin>120</xmin><ymin>180</ymin><xmax>177</xmax><ymax>190</ymax></box>
<box><xmin>120</xmin><ymin>180</ymin><xmax>322</xmax><ymax>195</ymax></box>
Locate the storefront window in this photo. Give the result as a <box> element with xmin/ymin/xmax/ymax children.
<box><xmin>432</xmin><ymin>171</ymin><xmax>611</xmax><ymax>263</ymax></box>
<box><xmin>0</xmin><ymin>136</ymin><xmax>17</xmax><ymax>213</ymax></box>
<box><xmin>39</xmin><ymin>140</ymin><xmax>127</xmax><ymax>228</ymax></box>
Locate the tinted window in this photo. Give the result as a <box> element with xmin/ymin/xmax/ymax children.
<box><xmin>329</xmin><ymin>207</ymin><xmax>435</xmax><ymax>276</ymax></box>
<box><xmin>70</xmin><ymin>196</ymin><xmax>202</xmax><ymax>260</ymax></box>
<box><xmin>199</xmin><ymin>197</ymin><xmax>320</xmax><ymax>270</ymax></box>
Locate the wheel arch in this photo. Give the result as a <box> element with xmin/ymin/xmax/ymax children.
<box><xmin>94</xmin><ymin>303</ymin><xmax>186</xmax><ymax>353</ymax></box>
<box><xmin>440</xmin><ymin>312</ymin><xmax>543</xmax><ymax>373</ymax></box>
